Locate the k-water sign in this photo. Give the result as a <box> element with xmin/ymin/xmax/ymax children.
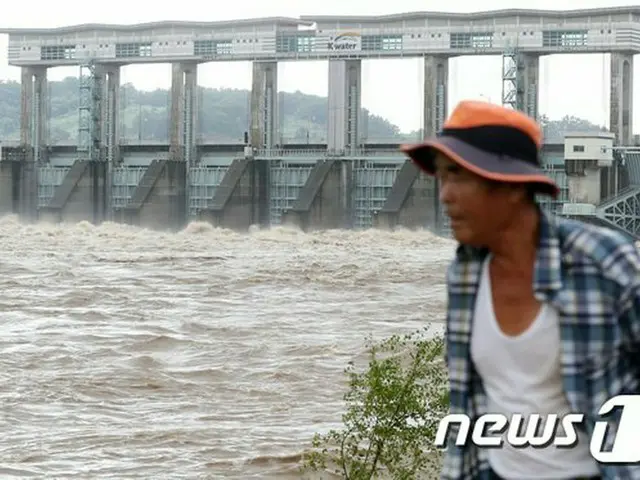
<box><xmin>434</xmin><ymin>395</ymin><xmax>640</xmax><ymax>463</ymax></box>
<box><xmin>327</xmin><ymin>32</ymin><xmax>361</xmax><ymax>51</ymax></box>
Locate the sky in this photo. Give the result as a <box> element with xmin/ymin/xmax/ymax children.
<box><xmin>0</xmin><ymin>0</ymin><xmax>636</xmax><ymax>134</ymax></box>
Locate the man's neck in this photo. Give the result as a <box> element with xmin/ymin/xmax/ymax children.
<box><xmin>488</xmin><ymin>204</ymin><xmax>541</xmax><ymax>272</ymax></box>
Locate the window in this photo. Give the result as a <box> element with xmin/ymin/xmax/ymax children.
<box><xmin>471</xmin><ymin>34</ymin><xmax>493</xmax><ymax>49</ymax></box>
<box><xmin>194</xmin><ymin>40</ymin><xmax>214</xmax><ymax>55</ymax></box>
<box><xmin>572</xmin><ymin>144</ymin><xmax>585</xmax><ymax>152</ymax></box>
<box><xmin>381</xmin><ymin>36</ymin><xmax>402</xmax><ymax>50</ymax></box>
<box><xmin>276</xmin><ymin>34</ymin><xmax>316</xmax><ymax>53</ymax></box>
<box><xmin>542</xmin><ymin>30</ymin><xmax>588</xmax><ymax>48</ymax></box>
<box><xmin>41</xmin><ymin>45</ymin><xmax>76</xmax><ymax>60</ymax></box>
<box><xmin>297</xmin><ymin>36</ymin><xmax>315</xmax><ymax>52</ymax></box>
<box><xmin>115</xmin><ymin>42</ymin><xmax>153</xmax><ymax>58</ymax></box>
<box><xmin>215</xmin><ymin>41</ymin><xmax>232</xmax><ymax>55</ymax></box>
<box><xmin>449</xmin><ymin>32</ymin><xmax>494</xmax><ymax>49</ymax></box>
<box><xmin>194</xmin><ymin>40</ymin><xmax>233</xmax><ymax>56</ymax></box>
<box><xmin>361</xmin><ymin>35</ymin><xmax>403</xmax><ymax>51</ymax></box>
<box><xmin>361</xmin><ymin>35</ymin><xmax>379</xmax><ymax>51</ymax></box>
<box><xmin>8</xmin><ymin>45</ymin><xmax>20</xmax><ymax>60</ymax></box>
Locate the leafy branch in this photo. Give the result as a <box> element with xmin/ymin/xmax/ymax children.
<box><xmin>301</xmin><ymin>326</ymin><xmax>449</xmax><ymax>479</ymax></box>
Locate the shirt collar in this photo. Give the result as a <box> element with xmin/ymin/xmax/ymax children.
<box><xmin>453</xmin><ymin>208</ymin><xmax>563</xmax><ymax>300</ymax></box>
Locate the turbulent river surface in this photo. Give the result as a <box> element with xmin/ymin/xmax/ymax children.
<box><xmin>0</xmin><ymin>215</ymin><xmax>456</xmax><ymax>479</ymax></box>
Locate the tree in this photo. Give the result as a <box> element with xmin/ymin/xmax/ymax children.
<box><xmin>300</xmin><ymin>327</ymin><xmax>449</xmax><ymax>479</ymax></box>
<box><xmin>540</xmin><ymin>114</ymin><xmax>606</xmax><ymax>144</ymax></box>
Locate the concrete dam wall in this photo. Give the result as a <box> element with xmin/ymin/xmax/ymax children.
<box><xmin>0</xmin><ymin>155</ymin><xmax>442</xmax><ymax>233</ymax></box>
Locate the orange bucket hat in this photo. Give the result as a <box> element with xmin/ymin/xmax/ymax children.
<box><xmin>400</xmin><ymin>100</ymin><xmax>559</xmax><ymax>198</ymax></box>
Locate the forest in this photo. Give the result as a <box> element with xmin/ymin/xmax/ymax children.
<box><xmin>0</xmin><ymin>77</ymin><xmax>605</xmax><ymax>144</ymax></box>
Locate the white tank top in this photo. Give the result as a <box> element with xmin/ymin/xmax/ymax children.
<box><xmin>470</xmin><ymin>255</ymin><xmax>599</xmax><ymax>479</ymax></box>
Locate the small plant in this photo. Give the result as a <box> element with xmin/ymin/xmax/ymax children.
<box><xmin>301</xmin><ymin>327</ymin><xmax>449</xmax><ymax>479</ymax></box>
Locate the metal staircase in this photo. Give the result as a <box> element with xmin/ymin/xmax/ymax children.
<box><xmin>78</xmin><ymin>61</ymin><xmax>102</xmax><ymax>163</ymax></box>
<box><xmin>596</xmin><ymin>187</ymin><xmax>640</xmax><ymax>237</ymax></box>
<box><xmin>593</xmin><ymin>151</ymin><xmax>640</xmax><ymax>239</ymax></box>
<box><xmin>502</xmin><ymin>46</ymin><xmax>521</xmax><ymax>111</ymax></box>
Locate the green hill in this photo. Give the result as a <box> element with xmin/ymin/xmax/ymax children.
<box><xmin>0</xmin><ymin>76</ymin><xmax>409</xmax><ymax>144</ymax></box>
<box><xmin>0</xmin><ymin>76</ymin><xmax>605</xmax><ymax>145</ymax></box>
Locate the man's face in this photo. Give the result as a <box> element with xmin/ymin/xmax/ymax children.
<box><xmin>433</xmin><ymin>154</ymin><xmax>524</xmax><ymax>247</ymax></box>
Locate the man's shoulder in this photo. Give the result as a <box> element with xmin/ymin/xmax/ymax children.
<box><xmin>553</xmin><ymin>215</ymin><xmax>637</xmax><ymax>257</ymax></box>
<box><xmin>446</xmin><ymin>243</ymin><xmax>488</xmax><ymax>285</ymax></box>
<box><xmin>552</xmin><ymin>215</ymin><xmax>639</xmax><ymax>281</ymax></box>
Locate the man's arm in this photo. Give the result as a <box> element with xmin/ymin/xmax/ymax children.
<box><xmin>615</xmin><ymin>241</ymin><xmax>640</xmax><ymax>350</ymax></box>
<box><xmin>607</xmin><ymin>247</ymin><xmax>640</xmax><ymax>478</ymax></box>
<box><xmin>439</xmin><ymin>257</ymin><xmax>480</xmax><ymax>480</ymax></box>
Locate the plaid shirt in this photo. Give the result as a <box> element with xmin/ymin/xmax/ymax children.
<box><xmin>440</xmin><ymin>209</ymin><xmax>640</xmax><ymax>480</ymax></box>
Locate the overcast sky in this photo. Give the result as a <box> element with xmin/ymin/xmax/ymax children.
<box><xmin>0</xmin><ymin>0</ymin><xmax>637</xmax><ymax>133</ymax></box>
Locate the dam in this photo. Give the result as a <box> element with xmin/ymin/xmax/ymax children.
<box><xmin>1</xmin><ymin>6</ymin><xmax>640</xmax><ymax>238</ymax></box>
<box><xmin>0</xmin><ymin>141</ymin><xmax>466</xmax><ymax>231</ymax></box>
<box><xmin>0</xmin><ymin>140</ymin><xmax>580</xmax><ymax>234</ymax></box>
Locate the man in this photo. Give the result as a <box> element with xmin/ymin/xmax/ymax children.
<box><xmin>401</xmin><ymin>100</ymin><xmax>640</xmax><ymax>480</ymax></box>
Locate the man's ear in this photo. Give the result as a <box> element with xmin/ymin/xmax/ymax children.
<box><xmin>500</xmin><ymin>182</ymin><xmax>532</xmax><ymax>205</ymax></box>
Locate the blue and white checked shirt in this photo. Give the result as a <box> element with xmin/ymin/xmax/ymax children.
<box><xmin>440</xmin><ymin>209</ymin><xmax>640</xmax><ymax>480</ymax></box>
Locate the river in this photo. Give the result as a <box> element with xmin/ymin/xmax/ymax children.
<box><xmin>0</xmin><ymin>215</ymin><xmax>454</xmax><ymax>479</ymax></box>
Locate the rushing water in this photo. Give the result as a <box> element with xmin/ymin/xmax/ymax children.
<box><xmin>0</xmin><ymin>215</ymin><xmax>455</xmax><ymax>479</ymax></box>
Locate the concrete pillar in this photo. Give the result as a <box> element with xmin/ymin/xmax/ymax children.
<box><xmin>20</xmin><ymin>66</ymin><xmax>48</xmax><ymax>162</ymax></box>
<box><xmin>610</xmin><ymin>53</ymin><xmax>634</xmax><ymax>146</ymax></box>
<box><xmin>248</xmin><ymin>62</ymin><xmax>278</xmax><ymax>228</ymax></box>
<box><xmin>170</xmin><ymin>65</ymin><xmax>183</xmax><ymax>158</ymax></box>
<box><xmin>250</xmin><ymin>61</ymin><xmax>278</xmax><ymax>150</ymax></box>
<box><xmin>341</xmin><ymin>160</ymin><xmax>354</xmax><ymax>228</ymax></box>
<box><xmin>327</xmin><ymin>59</ymin><xmax>361</xmax><ymax>155</ymax></box>
<box><xmin>423</xmin><ymin>56</ymin><xmax>448</xmax><ymax>138</ymax></box>
<box><xmin>91</xmin><ymin>65</ymin><xmax>120</xmax><ymax>221</ymax></box>
<box><xmin>184</xmin><ymin>68</ymin><xmax>198</xmax><ymax>165</ymax></box>
<box><xmin>423</xmin><ymin>56</ymin><xmax>449</xmax><ymax>234</ymax></box>
<box><xmin>170</xmin><ymin>62</ymin><xmax>199</xmax><ymax>164</ymax></box>
<box><xmin>99</xmin><ymin>66</ymin><xmax>121</xmax><ymax>165</ymax></box>
<box><xmin>170</xmin><ymin>62</ymin><xmax>198</xmax><ymax>223</ymax></box>
<box><xmin>518</xmin><ymin>54</ymin><xmax>540</xmax><ymax>120</ymax></box>
<box><xmin>19</xmin><ymin>66</ymin><xmax>48</xmax><ymax>221</ymax></box>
